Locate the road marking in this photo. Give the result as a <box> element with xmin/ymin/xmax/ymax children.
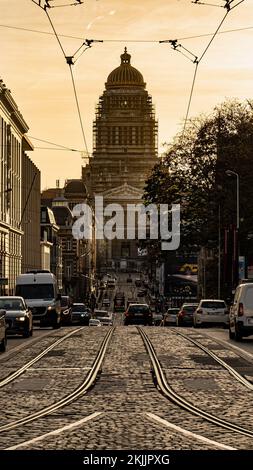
<box><xmin>201</xmin><ymin>331</ymin><xmax>253</xmax><ymax>362</ymax></box>
<box><xmin>145</xmin><ymin>412</ymin><xmax>236</xmax><ymax>450</ymax></box>
<box><xmin>28</xmin><ymin>367</ymin><xmax>92</xmax><ymax>371</ymax></box>
<box><xmin>5</xmin><ymin>412</ymin><xmax>102</xmax><ymax>450</ymax></box>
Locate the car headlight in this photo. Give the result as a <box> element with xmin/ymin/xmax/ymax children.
<box><xmin>16</xmin><ymin>317</ymin><xmax>25</xmax><ymax>321</ymax></box>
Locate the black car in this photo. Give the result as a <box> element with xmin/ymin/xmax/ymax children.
<box><xmin>0</xmin><ymin>309</ymin><xmax>7</xmax><ymax>352</ymax></box>
<box><xmin>0</xmin><ymin>296</ymin><xmax>33</xmax><ymax>337</ymax></box>
<box><xmin>124</xmin><ymin>303</ymin><xmax>152</xmax><ymax>326</ymax></box>
<box><xmin>60</xmin><ymin>295</ymin><xmax>72</xmax><ymax>325</ymax></box>
<box><xmin>71</xmin><ymin>303</ymin><xmax>91</xmax><ymax>325</ymax></box>
<box><xmin>177</xmin><ymin>303</ymin><xmax>198</xmax><ymax>327</ymax></box>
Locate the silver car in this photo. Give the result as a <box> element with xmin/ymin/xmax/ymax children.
<box><xmin>0</xmin><ymin>296</ymin><xmax>33</xmax><ymax>337</ymax></box>
<box><xmin>193</xmin><ymin>299</ymin><xmax>228</xmax><ymax>328</ymax></box>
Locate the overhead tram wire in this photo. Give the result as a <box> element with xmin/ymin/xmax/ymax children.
<box><xmin>1</xmin><ymin>24</ymin><xmax>253</xmax><ymax>42</ymax></box>
<box><xmin>179</xmin><ymin>0</ymin><xmax>245</xmax><ymax>137</ymax></box>
<box><xmin>28</xmin><ymin>135</ymin><xmax>81</xmax><ymax>152</ymax></box>
<box><xmin>32</xmin><ymin>1</ymin><xmax>90</xmax><ymax>159</ymax></box>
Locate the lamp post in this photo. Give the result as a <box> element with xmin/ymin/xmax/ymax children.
<box><xmin>226</xmin><ymin>170</ymin><xmax>240</xmax><ymax>288</ymax></box>
<box><xmin>225</xmin><ymin>170</ymin><xmax>239</xmax><ymax>231</ymax></box>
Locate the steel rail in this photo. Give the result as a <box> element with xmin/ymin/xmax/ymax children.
<box><xmin>0</xmin><ymin>327</ymin><xmax>114</xmax><ymax>432</ymax></box>
<box><xmin>0</xmin><ymin>327</ymin><xmax>84</xmax><ymax>388</ymax></box>
<box><xmin>138</xmin><ymin>327</ymin><xmax>253</xmax><ymax>438</ymax></box>
<box><xmin>172</xmin><ymin>328</ymin><xmax>253</xmax><ymax>390</ymax></box>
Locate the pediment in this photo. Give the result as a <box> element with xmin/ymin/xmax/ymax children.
<box><xmin>96</xmin><ymin>183</ymin><xmax>143</xmax><ymax>200</ymax></box>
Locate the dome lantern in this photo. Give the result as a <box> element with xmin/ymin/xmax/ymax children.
<box><xmin>105</xmin><ymin>48</ymin><xmax>145</xmax><ymax>89</ymax></box>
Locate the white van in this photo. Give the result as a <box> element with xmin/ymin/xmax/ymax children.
<box><xmin>229</xmin><ymin>283</ymin><xmax>253</xmax><ymax>341</ymax></box>
<box><xmin>15</xmin><ymin>271</ymin><xmax>61</xmax><ymax>328</ymax></box>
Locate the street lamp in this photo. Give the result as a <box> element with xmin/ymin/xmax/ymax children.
<box><xmin>225</xmin><ymin>170</ymin><xmax>239</xmax><ymax>230</ymax></box>
<box><xmin>226</xmin><ymin>169</ymin><xmax>240</xmax><ymax>288</ymax></box>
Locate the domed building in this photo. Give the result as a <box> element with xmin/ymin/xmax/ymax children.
<box><xmin>83</xmin><ymin>48</ymin><xmax>158</xmax><ymax>271</ymax></box>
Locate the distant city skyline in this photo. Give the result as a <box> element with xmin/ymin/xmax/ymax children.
<box><xmin>0</xmin><ymin>0</ymin><xmax>252</xmax><ymax>188</ymax></box>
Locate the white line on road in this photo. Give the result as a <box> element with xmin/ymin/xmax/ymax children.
<box><xmin>201</xmin><ymin>331</ymin><xmax>253</xmax><ymax>362</ymax></box>
<box><xmin>5</xmin><ymin>412</ymin><xmax>103</xmax><ymax>450</ymax></box>
<box><xmin>145</xmin><ymin>412</ymin><xmax>236</xmax><ymax>450</ymax></box>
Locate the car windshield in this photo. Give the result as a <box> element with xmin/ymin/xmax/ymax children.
<box><xmin>72</xmin><ymin>305</ymin><xmax>86</xmax><ymax>312</ymax></box>
<box><xmin>182</xmin><ymin>305</ymin><xmax>197</xmax><ymax>313</ymax></box>
<box><xmin>94</xmin><ymin>311</ymin><xmax>109</xmax><ymax>317</ymax></box>
<box><xmin>16</xmin><ymin>284</ymin><xmax>54</xmax><ymax>300</ymax></box>
<box><xmin>0</xmin><ymin>299</ymin><xmax>24</xmax><ymax>310</ymax></box>
<box><xmin>244</xmin><ymin>287</ymin><xmax>253</xmax><ymax>308</ymax></box>
<box><xmin>167</xmin><ymin>309</ymin><xmax>179</xmax><ymax>315</ymax></box>
<box><xmin>201</xmin><ymin>301</ymin><xmax>226</xmax><ymax>309</ymax></box>
<box><xmin>128</xmin><ymin>305</ymin><xmax>149</xmax><ymax>314</ymax></box>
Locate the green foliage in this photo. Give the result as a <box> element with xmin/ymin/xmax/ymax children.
<box><xmin>143</xmin><ymin>99</ymin><xmax>253</xmax><ymax>252</ymax></box>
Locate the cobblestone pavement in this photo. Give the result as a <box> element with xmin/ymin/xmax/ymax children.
<box><xmin>1</xmin><ymin>326</ymin><xmax>253</xmax><ymax>450</ymax></box>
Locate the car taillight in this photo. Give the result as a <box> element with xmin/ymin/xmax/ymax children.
<box><xmin>197</xmin><ymin>309</ymin><xmax>202</xmax><ymax>314</ymax></box>
<box><xmin>178</xmin><ymin>310</ymin><xmax>185</xmax><ymax>317</ymax></box>
<box><xmin>238</xmin><ymin>303</ymin><xmax>244</xmax><ymax>316</ymax></box>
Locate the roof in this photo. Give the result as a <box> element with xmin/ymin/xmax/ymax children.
<box><xmin>106</xmin><ymin>48</ymin><xmax>145</xmax><ymax>89</ymax></box>
<box><xmin>64</xmin><ymin>179</ymin><xmax>87</xmax><ymax>196</ymax></box>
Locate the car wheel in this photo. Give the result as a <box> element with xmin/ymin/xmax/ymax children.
<box><xmin>23</xmin><ymin>328</ymin><xmax>30</xmax><ymax>338</ymax></box>
<box><xmin>235</xmin><ymin>324</ymin><xmax>242</xmax><ymax>342</ymax></box>
<box><xmin>0</xmin><ymin>334</ymin><xmax>7</xmax><ymax>352</ymax></box>
<box><xmin>229</xmin><ymin>326</ymin><xmax>235</xmax><ymax>339</ymax></box>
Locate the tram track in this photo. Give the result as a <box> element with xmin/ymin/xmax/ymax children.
<box><xmin>1</xmin><ymin>325</ymin><xmax>253</xmax><ymax>450</ymax></box>
<box><xmin>0</xmin><ymin>327</ymin><xmax>114</xmax><ymax>433</ymax></box>
<box><xmin>0</xmin><ymin>327</ymin><xmax>85</xmax><ymax>388</ymax></box>
<box><xmin>138</xmin><ymin>327</ymin><xmax>253</xmax><ymax>439</ymax></box>
<box><xmin>171</xmin><ymin>328</ymin><xmax>253</xmax><ymax>390</ymax></box>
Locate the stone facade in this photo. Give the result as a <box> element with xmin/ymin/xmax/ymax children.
<box><xmin>82</xmin><ymin>48</ymin><xmax>158</xmax><ymax>272</ymax></box>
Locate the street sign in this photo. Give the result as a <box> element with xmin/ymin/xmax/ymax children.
<box><xmin>239</xmin><ymin>256</ymin><xmax>245</xmax><ymax>280</ymax></box>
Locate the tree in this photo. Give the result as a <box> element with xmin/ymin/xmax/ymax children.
<box><xmin>143</xmin><ymin>99</ymin><xmax>253</xmax><ymax>297</ymax></box>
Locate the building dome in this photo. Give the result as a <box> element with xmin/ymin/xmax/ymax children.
<box><xmin>106</xmin><ymin>48</ymin><xmax>145</xmax><ymax>89</ymax></box>
<box><xmin>64</xmin><ymin>179</ymin><xmax>87</xmax><ymax>197</ymax></box>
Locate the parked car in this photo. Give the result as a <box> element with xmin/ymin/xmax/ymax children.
<box><xmin>193</xmin><ymin>299</ymin><xmax>229</xmax><ymax>328</ymax></box>
<box><xmin>229</xmin><ymin>283</ymin><xmax>253</xmax><ymax>340</ymax></box>
<box><xmin>60</xmin><ymin>295</ymin><xmax>72</xmax><ymax>325</ymax></box>
<box><xmin>0</xmin><ymin>296</ymin><xmax>33</xmax><ymax>337</ymax></box>
<box><xmin>162</xmin><ymin>308</ymin><xmax>180</xmax><ymax>326</ymax></box>
<box><xmin>0</xmin><ymin>309</ymin><xmax>7</xmax><ymax>352</ymax></box>
<box><xmin>124</xmin><ymin>303</ymin><xmax>152</xmax><ymax>326</ymax></box>
<box><xmin>71</xmin><ymin>303</ymin><xmax>91</xmax><ymax>325</ymax></box>
<box><xmin>177</xmin><ymin>303</ymin><xmax>198</xmax><ymax>327</ymax></box>
<box><xmin>89</xmin><ymin>319</ymin><xmax>102</xmax><ymax>327</ymax></box>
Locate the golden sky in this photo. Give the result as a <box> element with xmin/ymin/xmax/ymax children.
<box><xmin>0</xmin><ymin>0</ymin><xmax>252</xmax><ymax>189</ymax></box>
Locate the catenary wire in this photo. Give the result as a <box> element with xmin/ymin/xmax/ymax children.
<box><xmin>0</xmin><ymin>24</ymin><xmax>253</xmax><ymax>42</ymax></box>
<box><xmin>182</xmin><ymin>0</ymin><xmax>244</xmax><ymax>137</ymax></box>
<box><xmin>28</xmin><ymin>135</ymin><xmax>81</xmax><ymax>151</ymax></box>
<box><xmin>35</xmin><ymin>5</ymin><xmax>89</xmax><ymax>156</ymax></box>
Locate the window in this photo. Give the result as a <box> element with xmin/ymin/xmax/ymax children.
<box><xmin>66</xmin><ymin>264</ymin><xmax>72</xmax><ymax>278</ymax></box>
<box><xmin>66</xmin><ymin>239</ymin><xmax>72</xmax><ymax>251</ymax></box>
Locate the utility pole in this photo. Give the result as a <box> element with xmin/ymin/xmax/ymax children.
<box><xmin>218</xmin><ymin>204</ymin><xmax>221</xmax><ymax>298</ymax></box>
